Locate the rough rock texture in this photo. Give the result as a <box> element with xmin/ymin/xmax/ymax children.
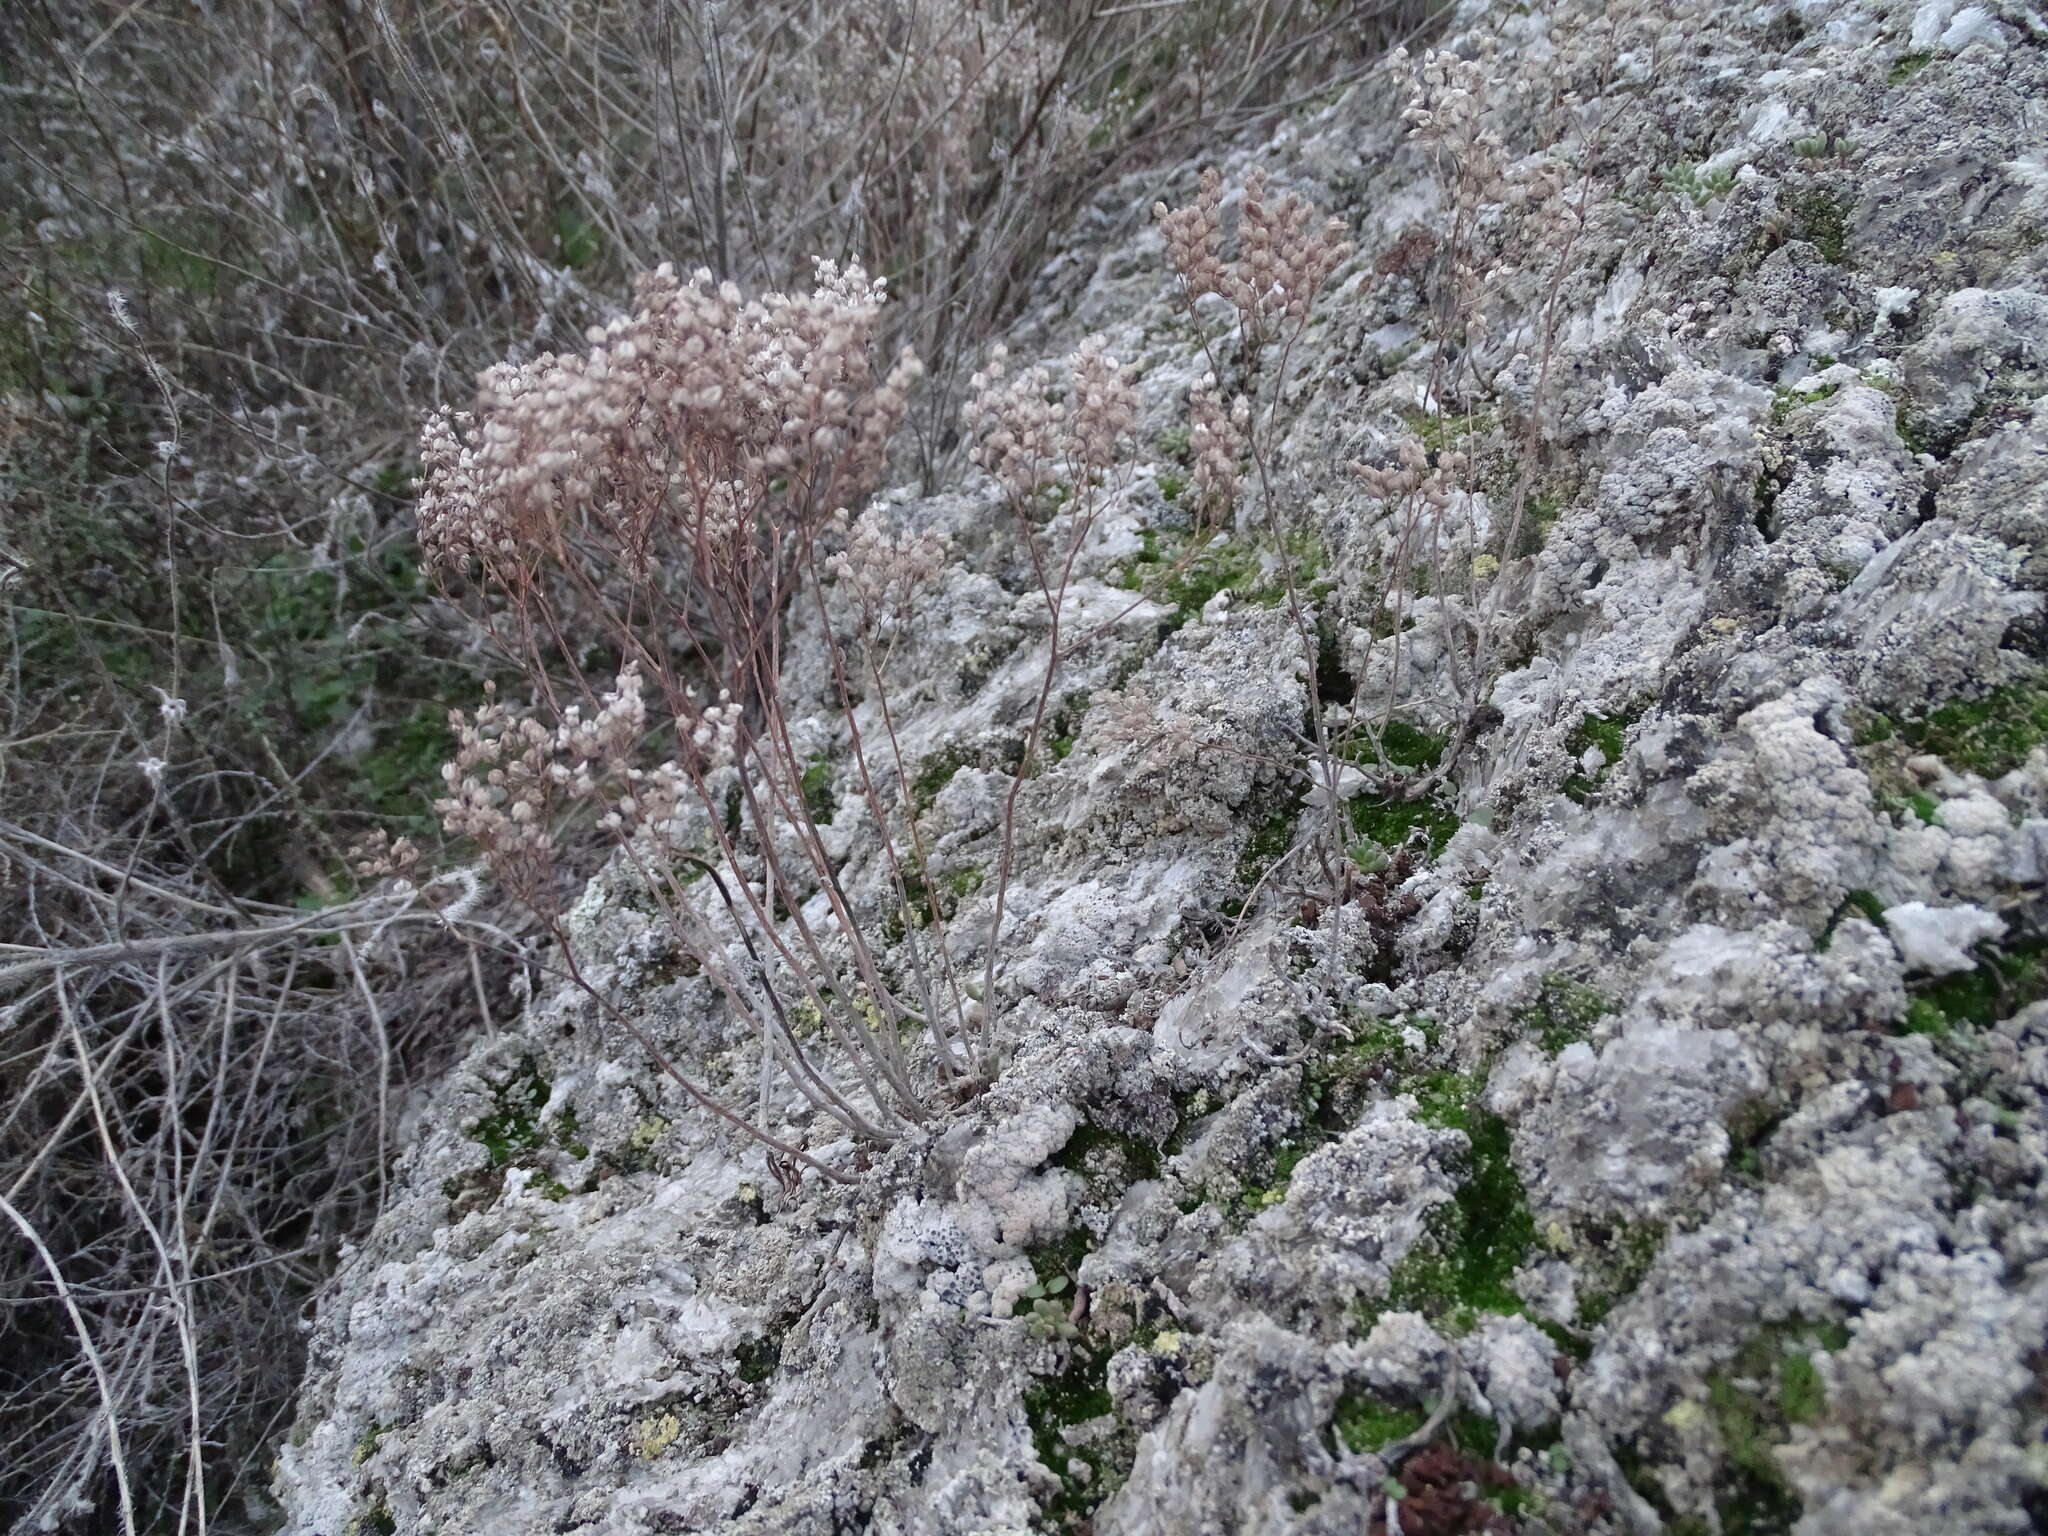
<box><xmin>276</xmin><ymin>2</ymin><xmax>2048</xmax><ymax>1532</ymax></box>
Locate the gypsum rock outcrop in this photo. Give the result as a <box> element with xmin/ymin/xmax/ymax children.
<box><xmin>276</xmin><ymin>2</ymin><xmax>2048</xmax><ymax>1533</ymax></box>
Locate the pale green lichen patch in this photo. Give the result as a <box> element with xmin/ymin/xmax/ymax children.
<box><xmin>634</xmin><ymin>1411</ymin><xmax>683</xmax><ymax>1460</ymax></box>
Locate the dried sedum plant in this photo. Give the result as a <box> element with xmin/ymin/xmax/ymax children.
<box><xmin>1345</xmin><ymin>46</ymin><xmax>1612</xmax><ymax>764</ymax></box>
<box><xmin>1153</xmin><ymin>169</ymin><xmax>1358</xmax><ymax>893</ymax></box>
<box><xmin>959</xmin><ymin>332</ymin><xmax>1141</xmax><ymax>1005</ymax></box>
<box><xmin>410</xmin><ymin>262</ymin><xmax>946</xmax><ymax>1180</ymax></box>
<box><xmin>1157</xmin><ymin>168</ymin><xmax>1354</xmax><ymax>346</ymax></box>
<box><xmin>418</xmin><ymin>260</ymin><xmax>919</xmax><ymax>595</ymax></box>
<box><xmin>1188</xmin><ymin>375</ymin><xmax>1251</xmax><ymax>515</ymax></box>
<box><xmin>411</xmin><ymin>268</ymin><xmax>1142</xmax><ymax>1183</ymax></box>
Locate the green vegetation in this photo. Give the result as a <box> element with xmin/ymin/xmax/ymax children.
<box><xmin>1616</xmin><ymin>1321</ymin><xmax>1852</xmax><ymax>1535</ymax></box>
<box><xmin>470</xmin><ymin>1057</ymin><xmax>557</xmax><ymax>1169</ymax></box>
<box><xmin>881</xmin><ymin>863</ymin><xmax>983</xmax><ymax>943</ymax></box>
<box><xmin>1562</xmin><ymin>706</ymin><xmax>1641</xmax><ymax>803</ymax></box>
<box><xmin>1573</xmin><ymin>1220</ymin><xmax>1665</xmax><ymax>1329</ymax></box>
<box><xmin>5</xmin><ymin>430</ymin><xmax>473</xmax><ymax>895</ymax></box>
<box><xmin>1044</xmin><ymin>691</ymin><xmax>1092</xmax><ymax>764</ymax></box>
<box><xmin>1901</xmin><ymin>935</ymin><xmax>2047</xmax><ymax>1036</ymax></box>
<box><xmin>1333</xmin><ymin>1394</ymin><xmax>1537</xmax><ymax>1472</ymax></box>
<box><xmin>1888</xmin><ymin>51</ymin><xmax>1932</xmax><ymax>85</ymax></box>
<box><xmin>1380</xmin><ymin>1089</ymin><xmax>1537</xmax><ymax>1332</ymax></box>
<box><xmin>911</xmin><ymin>744</ymin><xmax>979</xmax><ymax>810</ymax></box>
<box><xmin>135</xmin><ymin>225</ymin><xmax>222</xmax><ymax>295</ymax></box>
<box><xmin>1515</xmin><ymin>973</ymin><xmax>1615</xmax><ymax>1054</ymax></box>
<box><xmin>1768</xmin><ymin>379</ymin><xmax>1842</xmax><ymax>426</ymax></box>
<box><xmin>1227</xmin><ymin>794</ymin><xmax>1306</xmax><ymax>917</ymax></box>
<box><xmin>552</xmin><ymin>205</ymin><xmax>605</xmax><ymax>270</ymax></box>
<box><xmin>351</xmin><ymin>1421</ymin><xmax>387</xmax><ymax>1467</ymax></box>
<box><xmin>1857</xmin><ymin>676</ymin><xmax>2048</xmax><ymax>835</ymax></box>
<box><xmin>1697</xmin><ymin>1322</ymin><xmax>1849</xmax><ymax>1533</ymax></box>
<box><xmin>1027</xmin><ymin>1224</ymin><xmax>1093</xmax><ymax>1295</ymax></box>
<box><xmin>1891</xmin><ymin>678</ymin><xmax>2048</xmax><ymax>780</ymax></box>
<box><xmin>1019</xmin><ymin>1196</ymin><xmax>1129</xmax><ymax>1526</ymax></box>
<box><xmin>1305</xmin><ymin>1019</ymin><xmax>1542</xmax><ymax>1338</ymax></box>
<box><xmin>1726</xmin><ymin>1098</ymin><xmax>1791</xmax><ymax>1182</ymax></box>
<box><xmin>1817</xmin><ymin>888</ymin><xmax>1887</xmax><ymax>951</ymax></box>
<box><xmin>1332</xmin><ymin>1396</ymin><xmax>1427</xmax><ymax>1453</ymax></box>
<box><xmin>1661</xmin><ymin>163</ymin><xmax>1739</xmax><ymax>208</ymax></box>
<box><xmin>616</xmin><ymin>1115</ymin><xmax>672</xmax><ymax>1175</ymax></box>
<box><xmin>1788</xmin><ymin>188</ymin><xmax>1854</xmax><ymax>264</ymax></box>
<box><xmin>1116</xmin><ymin>527</ymin><xmax>1326</xmax><ymax>635</ymax></box>
<box><xmin>1515</xmin><ymin>491</ymin><xmax>1566</xmax><ymax>558</ymax></box>
<box><xmin>1239</xmin><ymin>1140</ymin><xmax>1316</xmax><ymax>1212</ymax></box>
<box><xmin>1338</xmin><ymin>720</ymin><xmax>1461</xmax><ymax>862</ymax></box>
<box><xmin>1776</xmin><ymin>1350</ymin><xmax>1826</xmax><ymax>1426</ymax></box>
<box><xmin>452</xmin><ymin>1057</ymin><xmax>587</xmax><ymax>1204</ymax></box>
<box><xmin>1051</xmin><ymin>1121</ymin><xmax>1163</xmax><ymax>1186</ymax></box>
<box><xmin>1401</xmin><ymin>403</ymin><xmax>1498</xmax><ymax>452</ymax></box>
<box><xmin>1023</xmin><ymin>1350</ymin><xmax>1124</xmax><ymax>1529</ymax></box>
<box><xmin>1378</xmin><ymin>720</ymin><xmax>1448</xmax><ymax>771</ymax></box>
<box><xmin>1791</xmin><ymin>132</ymin><xmax>1854</xmax><ymax>162</ymax></box>
<box><xmin>801</xmin><ymin>758</ymin><xmax>835</xmax><ymax>824</ymax></box>
<box><xmin>735</xmin><ymin>1333</ymin><xmax>783</xmax><ymax>1385</ymax></box>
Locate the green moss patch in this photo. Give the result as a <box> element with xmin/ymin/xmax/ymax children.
<box><xmin>1697</xmin><ymin>1323</ymin><xmax>1849</xmax><ymax>1533</ymax></box>
<box><xmin>1788</xmin><ymin>188</ymin><xmax>1854</xmax><ymax>265</ymax></box>
<box><xmin>911</xmin><ymin>745</ymin><xmax>978</xmax><ymax>810</ymax></box>
<box><xmin>1051</xmin><ymin>1121</ymin><xmax>1162</xmax><ymax>1187</ymax></box>
<box><xmin>1514</xmin><ymin>973</ymin><xmax>1616</xmax><ymax>1054</ymax></box>
<box><xmin>1901</xmin><ymin>935</ymin><xmax>2047</xmax><ymax>1035</ymax></box>
<box><xmin>1380</xmin><ymin>1096</ymin><xmax>1536</xmax><ymax>1332</ymax></box>
<box><xmin>1768</xmin><ymin>380</ymin><xmax>1842</xmax><ymax>427</ymax></box>
<box><xmin>1562</xmin><ymin>706</ymin><xmax>1644</xmax><ymax>803</ymax></box>
<box><xmin>1893</xmin><ymin>679</ymin><xmax>2048</xmax><ymax>780</ymax></box>
<box><xmin>1334</xmin><ymin>719</ymin><xmax>1460</xmax><ymax>860</ymax></box>
<box><xmin>736</xmin><ymin>1331</ymin><xmax>784</xmax><ymax>1385</ymax></box>
<box><xmin>1334</xmin><ymin>1037</ymin><xmax>1536</xmax><ymax>1336</ymax></box>
<box><xmin>1023</xmin><ymin>1350</ymin><xmax>1126</xmax><ymax>1530</ymax></box>
<box><xmin>1332</xmin><ymin>1396</ymin><xmax>1428</xmax><ymax>1453</ymax></box>
<box><xmin>1020</xmin><ymin>1207</ymin><xmax>1130</xmax><ymax>1529</ymax></box>
<box><xmin>470</xmin><ymin>1057</ymin><xmax>554</xmax><ymax>1169</ymax></box>
<box><xmin>1617</xmin><ymin>1322</ymin><xmax>1850</xmax><ymax>1536</ymax></box>
<box><xmin>351</xmin><ymin>1421</ymin><xmax>388</xmax><ymax>1466</ymax></box>
<box><xmin>800</xmin><ymin>759</ymin><xmax>835</xmax><ymax>824</ymax></box>
<box><xmin>1044</xmin><ymin>692</ymin><xmax>1092</xmax><ymax>763</ymax></box>
<box><xmin>1117</xmin><ymin>528</ymin><xmax>1325</xmax><ymax>634</ymax></box>
<box><xmin>882</xmin><ymin>863</ymin><xmax>984</xmax><ymax>943</ymax></box>
<box><xmin>447</xmin><ymin>1057</ymin><xmax>588</xmax><ymax>1205</ymax></box>
<box><xmin>1349</xmin><ymin>790</ymin><xmax>1461</xmax><ymax>862</ymax></box>
<box><xmin>1888</xmin><ymin>51</ymin><xmax>1932</xmax><ymax>85</ymax></box>
<box><xmin>1572</xmin><ymin>1219</ymin><xmax>1666</xmax><ymax>1329</ymax></box>
<box><xmin>1222</xmin><ymin>787</ymin><xmax>1306</xmax><ymax>921</ymax></box>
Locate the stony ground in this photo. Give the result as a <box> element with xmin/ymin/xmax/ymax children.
<box><xmin>275</xmin><ymin>2</ymin><xmax>2048</xmax><ymax>1532</ymax></box>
